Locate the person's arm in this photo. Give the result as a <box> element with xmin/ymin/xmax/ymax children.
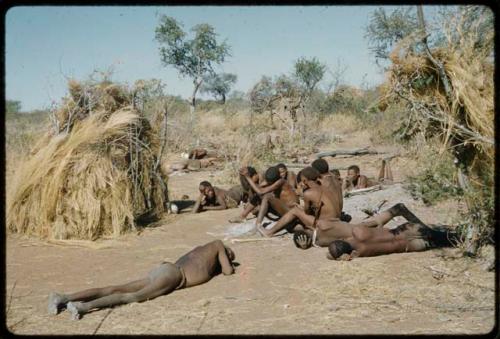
<box><xmin>216</xmin><ymin>242</ymin><xmax>234</xmax><ymax>275</ymax></box>
<box><xmin>203</xmin><ymin>190</ymin><xmax>227</xmax><ymax>210</ymax></box>
<box><xmin>342</xmin><ymin>178</ymin><xmax>352</xmax><ymax>192</ymax></box>
<box><xmin>255</xmin><ymin>193</ymin><xmax>271</xmax><ymax>226</ymax></box>
<box><xmin>357</xmin><ymin>175</ymin><xmax>368</xmax><ymax>189</ymax></box>
<box><xmin>245</xmin><ymin>176</ymin><xmax>285</xmax><ymax>195</ymax></box>
<box><xmin>288</xmin><ymin>172</ymin><xmax>297</xmax><ymax>188</ymax></box>
<box><xmin>192</xmin><ymin>194</ymin><xmax>205</xmax><ymax>213</ymax></box>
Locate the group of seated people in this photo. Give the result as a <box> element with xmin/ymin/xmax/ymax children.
<box><xmin>48</xmin><ymin>158</ymin><xmax>457</xmax><ymax>320</ymax></box>
<box><xmin>189</xmin><ymin>158</ymin><xmax>457</xmax><ymax>261</ymax></box>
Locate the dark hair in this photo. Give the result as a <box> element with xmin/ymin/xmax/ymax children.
<box><xmin>328</xmin><ymin>240</ymin><xmax>353</xmax><ymax>259</ymax></box>
<box><xmin>296</xmin><ymin>170</ymin><xmax>302</xmax><ymax>184</ymax></box>
<box><xmin>301</xmin><ymin>167</ymin><xmax>320</xmax><ymax>181</ymax></box>
<box><xmin>247</xmin><ymin>166</ymin><xmax>257</xmax><ymax>177</ymax></box>
<box><xmin>276</xmin><ymin>163</ymin><xmax>287</xmax><ymax>171</ymax></box>
<box><xmin>311</xmin><ymin>158</ymin><xmax>329</xmax><ymax>174</ymax></box>
<box><xmin>347</xmin><ymin>165</ymin><xmax>360</xmax><ymax>173</ymax></box>
<box><xmin>199</xmin><ymin>181</ymin><xmax>212</xmax><ymax>188</ymax></box>
<box><xmin>265</xmin><ymin>166</ymin><xmax>281</xmax><ymax>184</ymax></box>
<box><xmin>240</xmin><ymin>166</ymin><xmax>258</xmax><ymax>191</ymax></box>
<box><xmin>293</xmin><ymin>230</ymin><xmax>312</xmax><ymax>249</ymax></box>
<box><xmin>330</xmin><ymin>169</ymin><xmax>340</xmax><ymax>176</ymax></box>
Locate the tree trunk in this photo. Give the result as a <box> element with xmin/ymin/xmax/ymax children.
<box><xmin>189</xmin><ymin>78</ymin><xmax>203</xmax><ymax>125</ymax></box>
<box><xmin>221</xmin><ymin>93</ymin><xmax>226</xmax><ymax>105</ymax></box>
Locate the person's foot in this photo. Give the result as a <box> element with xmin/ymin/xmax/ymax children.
<box><xmin>48</xmin><ymin>292</ymin><xmax>66</xmax><ymax>315</ymax></box>
<box><xmin>256</xmin><ymin>224</ymin><xmax>272</xmax><ymax>238</ymax></box>
<box><xmin>228</xmin><ymin>216</ymin><xmax>245</xmax><ymax>223</ymax></box>
<box><xmin>67</xmin><ymin>302</ymin><xmax>84</xmax><ymax>320</ymax></box>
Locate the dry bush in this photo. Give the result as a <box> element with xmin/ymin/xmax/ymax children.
<box><xmin>7</xmin><ymin>80</ymin><xmax>168</xmax><ymax>240</ymax></box>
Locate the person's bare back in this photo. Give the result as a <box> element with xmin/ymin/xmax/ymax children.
<box><xmin>48</xmin><ymin>240</ymin><xmax>235</xmax><ymax>320</ymax></box>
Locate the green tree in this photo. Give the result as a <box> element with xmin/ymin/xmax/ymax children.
<box><xmin>365</xmin><ymin>7</ymin><xmax>419</xmax><ymax>65</ymax></box>
<box><xmin>6</xmin><ymin>100</ymin><xmax>22</xmax><ymax>116</ymax></box>
<box><xmin>200</xmin><ymin>73</ymin><xmax>237</xmax><ymax>104</ymax></box>
<box><xmin>155</xmin><ymin>16</ymin><xmax>231</xmax><ymax>117</ymax></box>
<box><xmin>293</xmin><ymin>57</ymin><xmax>326</xmax><ymax>97</ymax></box>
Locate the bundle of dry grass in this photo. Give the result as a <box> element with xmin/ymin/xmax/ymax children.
<box><xmin>385</xmin><ymin>6</ymin><xmax>494</xmax><ymax>175</ymax></box>
<box><xmin>7</xmin><ymin>80</ymin><xmax>169</xmax><ymax>240</ymax></box>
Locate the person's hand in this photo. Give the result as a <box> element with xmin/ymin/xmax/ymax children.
<box><xmin>296</xmin><ymin>233</ymin><xmax>310</xmax><ymax>249</ymax></box>
<box><xmin>338</xmin><ymin>253</ymin><xmax>352</xmax><ymax>261</ymax></box>
<box><xmin>239</xmin><ymin>167</ymin><xmax>249</xmax><ymax>176</ymax></box>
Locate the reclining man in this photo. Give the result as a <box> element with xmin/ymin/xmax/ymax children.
<box><xmin>292</xmin><ymin>201</ymin><xmax>437</xmax><ymax>249</ymax></box>
<box><xmin>48</xmin><ymin>240</ymin><xmax>236</xmax><ymax>320</ymax></box>
<box><xmin>343</xmin><ymin>158</ymin><xmax>394</xmax><ymax>192</ymax></box>
<box><xmin>326</xmin><ymin>220</ymin><xmax>457</xmax><ymax>260</ymax></box>
<box><xmin>192</xmin><ymin>181</ymin><xmax>245</xmax><ymax>213</ymax></box>
<box><xmin>240</xmin><ymin>166</ymin><xmax>299</xmax><ymax>229</ymax></box>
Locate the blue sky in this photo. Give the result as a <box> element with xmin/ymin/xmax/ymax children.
<box><xmin>7</xmin><ymin>5</ymin><xmax>422</xmax><ymax>111</ymax></box>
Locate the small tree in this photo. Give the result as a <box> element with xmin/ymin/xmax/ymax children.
<box><xmin>155</xmin><ymin>16</ymin><xmax>231</xmax><ymax>119</ymax></box>
<box><xmin>200</xmin><ymin>73</ymin><xmax>237</xmax><ymax>104</ymax></box>
<box><xmin>365</xmin><ymin>7</ymin><xmax>419</xmax><ymax>66</ymax></box>
<box><xmin>6</xmin><ymin>100</ymin><xmax>22</xmax><ymax>116</ymax></box>
<box><xmin>294</xmin><ymin>57</ymin><xmax>326</xmax><ymax>98</ymax></box>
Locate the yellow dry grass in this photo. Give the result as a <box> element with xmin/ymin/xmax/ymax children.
<box><xmin>7</xmin><ymin>81</ymin><xmax>168</xmax><ymax>240</ymax></box>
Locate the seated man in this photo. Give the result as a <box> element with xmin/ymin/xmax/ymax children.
<box><xmin>276</xmin><ymin>163</ymin><xmax>297</xmax><ymax>189</ymax></box>
<box><xmin>258</xmin><ymin>167</ymin><xmax>352</xmax><ymax>238</ymax></box>
<box><xmin>327</xmin><ymin>221</ymin><xmax>457</xmax><ymax>260</ymax></box>
<box><xmin>48</xmin><ymin>240</ymin><xmax>236</xmax><ymax>320</ymax></box>
<box><xmin>292</xmin><ymin>203</ymin><xmax>427</xmax><ymax>249</ymax></box>
<box><xmin>311</xmin><ymin>158</ymin><xmax>351</xmax><ymax>222</ymax></box>
<box><xmin>229</xmin><ymin>166</ymin><xmax>262</xmax><ymax>223</ymax></box>
<box><xmin>241</xmin><ymin>166</ymin><xmax>299</xmax><ymax>228</ymax></box>
<box><xmin>192</xmin><ymin>181</ymin><xmax>244</xmax><ymax>213</ymax></box>
<box><xmin>343</xmin><ymin>159</ymin><xmax>394</xmax><ymax>192</ymax></box>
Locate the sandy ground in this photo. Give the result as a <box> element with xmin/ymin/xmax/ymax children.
<box><xmin>5</xmin><ymin>130</ymin><xmax>497</xmax><ymax>335</ymax></box>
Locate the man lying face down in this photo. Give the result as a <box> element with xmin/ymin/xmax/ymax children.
<box><xmin>48</xmin><ymin>240</ymin><xmax>236</xmax><ymax>320</ymax></box>
<box><xmin>326</xmin><ymin>221</ymin><xmax>457</xmax><ymax>260</ymax></box>
<box><xmin>292</xmin><ymin>204</ymin><xmax>457</xmax><ymax>259</ymax></box>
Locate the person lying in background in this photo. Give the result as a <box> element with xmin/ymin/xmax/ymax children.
<box><xmin>342</xmin><ymin>159</ymin><xmax>394</xmax><ymax>192</ymax></box>
<box><xmin>48</xmin><ymin>240</ymin><xmax>236</xmax><ymax>320</ymax></box>
<box><xmin>192</xmin><ymin>181</ymin><xmax>245</xmax><ymax>213</ymax></box>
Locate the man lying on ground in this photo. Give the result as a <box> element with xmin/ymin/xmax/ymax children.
<box><xmin>277</xmin><ymin>163</ymin><xmax>297</xmax><ymax>189</ymax></box>
<box><xmin>292</xmin><ymin>203</ymin><xmax>427</xmax><ymax>249</ymax></box>
<box><xmin>48</xmin><ymin>240</ymin><xmax>236</xmax><ymax>320</ymax></box>
<box><xmin>241</xmin><ymin>166</ymin><xmax>299</xmax><ymax>229</ymax></box>
<box><xmin>229</xmin><ymin>166</ymin><xmax>262</xmax><ymax>223</ymax></box>
<box><xmin>326</xmin><ymin>221</ymin><xmax>457</xmax><ymax>260</ymax></box>
<box><xmin>342</xmin><ymin>159</ymin><xmax>394</xmax><ymax>192</ymax></box>
<box><xmin>192</xmin><ymin>181</ymin><xmax>245</xmax><ymax>213</ymax></box>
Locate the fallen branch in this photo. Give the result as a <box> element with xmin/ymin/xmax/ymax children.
<box><xmin>316</xmin><ymin>148</ymin><xmax>384</xmax><ymax>159</ymax></box>
<box><xmin>230</xmin><ymin>238</ymin><xmax>276</xmax><ymax>244</ymax></box>
<box><xmin>344</xmin><ymin>185</ymin><xmax>382</xmax><ymax>198</ymax></box>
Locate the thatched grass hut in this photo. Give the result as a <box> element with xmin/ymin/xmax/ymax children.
<box><xmin>7</xmin><ymin>80</ymin><xmax>169</xmax><ymax>240</ymax></box>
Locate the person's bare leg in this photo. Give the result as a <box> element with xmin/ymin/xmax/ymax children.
<box><xmin>66</xmin><ymin>264</ymin><xmax>182</xmax><ymax>320</ymax></box>
<box><xmin>229</xmin><ymin>203</ymin><xmax>256</xmax><ymax>223</ymax></box>
<box><xmin>255</xmin><ymin>194</ymin><xmax>271</xmax><ymax>226</ymax></box>
<box><xmin>48</xmin><ymin>279</ymin><xmax>149</xmax><ymax>315</ymax></box>
<box><xmin>357</xmin><ymin>203</ymin><xmax>424</xmax><ymax>228</ymax></box>
<box><xmin>378</xmin><ymin>159</ymin><xmax>386</xmax><ymax>182</ymax></box>
<box><xmin>258</xmin><ymin>206</ymin><xmax>314</xmax><ymax>237</ymax></box>
<box><xmin>385</xmin><ymin>160</ymin><xmax>393</xmax><ymax>181</ymax></box>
